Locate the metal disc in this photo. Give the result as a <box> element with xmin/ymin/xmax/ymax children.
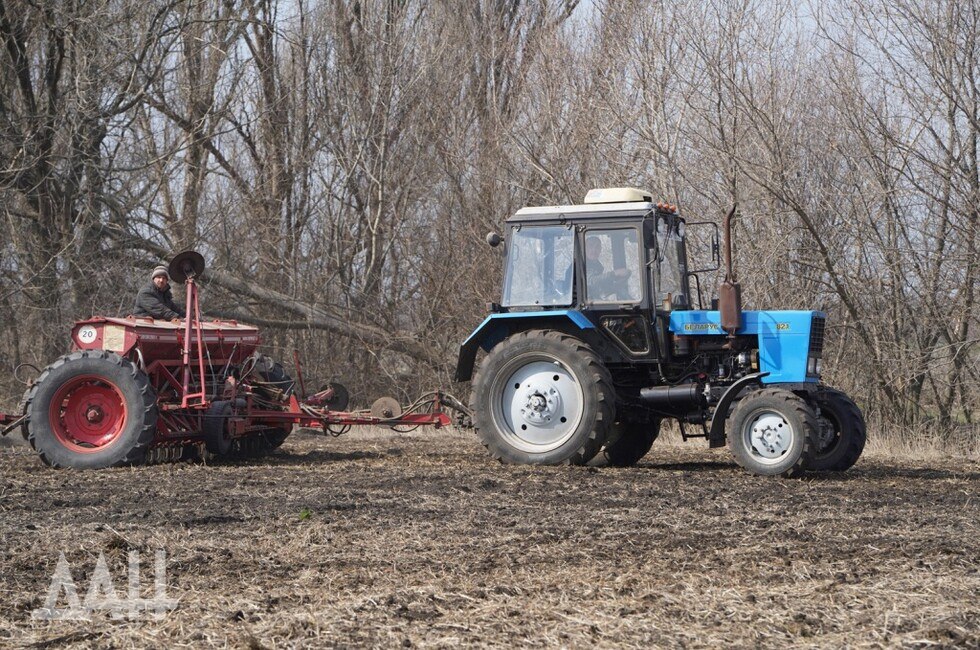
<box><xmin>320</xmin><ymin>382</ymin><xmax>350</xmax><ymax>411</ymax></box>
<box><xmin>370</xmin><ymin>397</ymin><xmax>402</xmax><ymax>419</ymax></box>
<box><xmin>169</xmin><ymin>250</ymin><xmax>206</xmax><ymax>282</ymax></box>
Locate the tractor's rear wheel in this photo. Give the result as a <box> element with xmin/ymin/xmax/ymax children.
<box><xmin>727</xmin><ymin>388</ymin><xmax>817</xmax><ymax>478</ymax></box>
<box><xmin>24</xmin><ymin>350</ymin><xmax>157</xmax><ymax>469</ymax></box>
<box><xmin>470</xmin><ymin>330</ymin><xmax>615</xmax><ymax>465</ymax></box>
<box><xmin>808</xmin><ymin>387</ymin><xmax>866</xmax><ymax>471</ymax></box>
<box><xmin>589</xmin><ymin>419</ymin><xmax>660</xmax><ymax>467</ymax></box>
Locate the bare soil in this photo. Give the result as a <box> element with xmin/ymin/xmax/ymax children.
<box><xmin>1</xmin><ymin>428</ymin><xmax>977</xmax><ymax>648</ymax></box>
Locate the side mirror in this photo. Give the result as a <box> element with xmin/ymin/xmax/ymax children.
<box><xmin>686</xmin><ymin>222</ymin><xmax>721</xmax><ymax>274</ymax></box>
<box><xmin>486</xmin><ymin>232</ymin><xmax>502</xmax><ymax>248</ymax></box>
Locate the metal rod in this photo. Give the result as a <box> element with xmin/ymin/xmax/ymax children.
<box><xmin>180</xmin><ymin>277</ymin><xmax>209</xmax><ymax>408</ymax></box>
<box><xmin>723</xmin><ymin>204</ymin><xmax>737</xmax><ymax>282</ymax></box>
<box><xmin>292</xmin><ymin>348</ymin><xmax>307</xmax><ymax>399</ymax></box>
<box><xmin>180</xmin><ymin>279</ymin><xmax>194</xmax><ymax>407</ymax></box>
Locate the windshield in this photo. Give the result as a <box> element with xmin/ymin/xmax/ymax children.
<box><xmin>656</xmin><ymin>216</ymin><xmax>689</xmax><ymax>307</ymax></box>
<box><xmin>502</xmin><ymin>225</ymin><xmax>574</xmax><ymax>307</ymax></box>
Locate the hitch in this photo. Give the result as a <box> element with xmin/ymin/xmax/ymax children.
<box><xmin>0</xmin><ymin>412</ymin><xmax>26</xmax><ymax>437</ymax></box>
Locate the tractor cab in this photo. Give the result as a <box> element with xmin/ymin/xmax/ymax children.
<box><xmin>497</xmin><ymin>188</ymin><xmax>699</xmax><ymax>317</ymax></box>
<box><xmin>480</xmin><ymin>188</ymin><xmax>713</xmax><ymax>366</ymax></box>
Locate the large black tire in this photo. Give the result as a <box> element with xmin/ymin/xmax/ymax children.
<box><xmin>269</xmin><ymin>427</ymin><xmax>292</xmax><ymax>447</ymax></box>
<box><xmin>19</xmin><ymin>386</ymin><xmax>31</xmax><ymax>441</ymax></box>
<box><xmin>203</xmin><ymin>400</ymin><xmax>235</xmax><ymax>455</ymax></box>
<box><xmin>470</xmin><ymin>330</ymin><xmax>615</xmax><ymax>465</ymax></box>
<box><xmin>257</xmin><ymin>425</ymin><xmax>292</xmax><ymax>450</ymax></box>
<box><xmin>229</xmin><ymin>426</ymin><xmax>293</xmax><ymax>458</ymax></box>
<box><xmin>24</xmin><ymin>350</ymin><xmax>157</xmax><ymax>469</ymax></box>
<box><xmin>808</xmin><ymin>387</ymin><xmax>866</xmax><ymax>471</ymax></box>
<box><xmin>320</xmin><ymin>381</ymin><xmax>349</xmax><ymax>411</ymax></box>
<box><xmin>204</xmin><ymin>400</ymin><xmax>293</xmax><ymax>457</ymax></box>
<box><xmin>727</xmin><ymin>388</ymin><xmax>817</xmax><ymax>478</ymax></box>
<box><xmin>261</xmin><ymin>362</ymin><xmax>295</xmax><ymax>398</ymax></box>
<box><xmin>259</xmin><ymin>362</ymin><xmax>294</xmax><ymax>447</ymax></box>
<box><xmin>589</xmin><ymin>419</ymin><xmax>660</xmax><ymax>467</ymax></box>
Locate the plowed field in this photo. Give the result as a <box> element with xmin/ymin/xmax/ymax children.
<box><xmin>1</xmin><ymin>429</ymin><xmax>977</xmax><ymax>648</ymax></box>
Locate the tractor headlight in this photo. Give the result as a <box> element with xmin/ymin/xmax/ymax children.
<box><xmin>807</xmin><ymin>357</ymin><xmax>822</xmax><ymax>376</ymax></box>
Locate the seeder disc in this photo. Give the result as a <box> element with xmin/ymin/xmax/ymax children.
<box><xmin>320</xmin><ymin>382</ymin><xmax>350</xmax><ymax>411</ymax></box>
<box><xmin>169</xmin><ymin>250</ymin><xmax>206</xmax><ymax>282</ymax></box>
<box><xmin>370</xmin><ymin>397</ymin><xmax>402</xmax><ymax>419</ymax></box>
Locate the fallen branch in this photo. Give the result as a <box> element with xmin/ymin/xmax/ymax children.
<box><xmin>106</xmin><ymin>228</ymin><xmax>447</xmax><ymax>368</ymax></box>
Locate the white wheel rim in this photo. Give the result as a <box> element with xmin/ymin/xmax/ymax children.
<box><xmin>491</xmin><ymin>355</ymin><xmax>584</xmax><ymax>453</ymax></box>
<box><xmin>743</xmin><ymin>410</ymin><xmax>794</xmax><ymax>465</ymax></box>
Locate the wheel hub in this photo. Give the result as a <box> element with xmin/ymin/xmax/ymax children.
<box><xmin>494</xmin><ymin>357</ymin><xmax>584</xmax><ymax>452</ymax></box>
<box><xmin>520</xmin><ymin>385</ymin><xmax>561</xmax><ymax>425</ymax></box>
<box><xmin>49</xmin><ymin>377</ymin><xmax>128</xmax><ymax>451</ymax></box>
<box><xmin>816</xmin><ymin>414</ymin><xmax>837</xmax><ymax>451</ymax></box>
<box><xmin>747</xmin><ymin>412</ymin><xmax>792</xmax><ymax>460</ymax></box>
<box><xmin>85</xmin><ymin>406</ymin><xmax>104</xmax><ymax>424</ymax></box>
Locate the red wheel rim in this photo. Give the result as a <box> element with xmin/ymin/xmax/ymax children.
<box><xmin>48</xmin><ymin>375</ymin><xmax>128</xmax><ymax>453</ymax></box>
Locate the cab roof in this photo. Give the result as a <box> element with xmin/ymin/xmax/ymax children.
<box><xmin>507</xmin><ymin>202</ymin><xmax>657</xmax><ymax>223</ymax></box>
<box><xmin>508</xmin><ymin>187</ymin><xmax>667</xmax><ymax>223</ymax></box>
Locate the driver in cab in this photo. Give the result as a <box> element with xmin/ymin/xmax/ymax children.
<box><xmin>585</xmin><ymin>236</ymin><xmax>629</xmax><ymax>297</ymax></box>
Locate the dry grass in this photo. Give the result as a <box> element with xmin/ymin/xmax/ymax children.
<box><xmin>1</xmin><ymin>427</ymin><xmax>978</xmax><ymax>649</ymax></box>
<box><xmin>862</xmin><ymin>424</ymin><xmax>980</xmax><ymax>463</ymax></box>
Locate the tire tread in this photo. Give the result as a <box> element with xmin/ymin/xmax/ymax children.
<box><xmin>469</xmin><ymin>329</ymin><xmax>614</xmax><ymax>465</ymax></box>
<box><xmin>26</xmin><ymin>350</ymin><xmax>157</xmax><ymax>468</ymax></box>
<box><xmin>810</xmin><ymin>387</ymin><xmax>866</xmax><ymax>471</ymax></box>
<box><xmin>727</xmin><ymin>387</ymin><xmax>817</xmax><ymax>478</ymax></box>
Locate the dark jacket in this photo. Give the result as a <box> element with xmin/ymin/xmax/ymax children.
<box><xmin>133</xmin><ymin>283</ymin><xmax>185</xmax><ymax>320</ymax></box>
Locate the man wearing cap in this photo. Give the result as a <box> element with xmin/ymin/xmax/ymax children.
<box><xmin>133</xmin><ymin>266</ymin><xmax>185</xmax><ymax>321</ymax></box>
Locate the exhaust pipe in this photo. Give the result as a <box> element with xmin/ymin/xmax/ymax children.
<box><xmin>718</xmin><ymin>205</ymin><xmax>742</xmax><ymax>344</ymax></box>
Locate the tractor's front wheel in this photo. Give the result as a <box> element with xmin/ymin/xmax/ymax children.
<box><xmin>808</xmin><ymin>387</ymin><xmax>866</xmax><ymax>471</ymax></box>
<box><xmin>470</xmin><ymin>330</ymin><xmax>615</xmax><ymax>465</ymax></box>
<box><xmin>24</xmin><ymin>350</ymin><xmax>157</xmax><ymax>469</ymax></box>
<box><xmin>727</xmin><ymin>388</ymin><xmax>817</xmax><ymax>477</ymax></box>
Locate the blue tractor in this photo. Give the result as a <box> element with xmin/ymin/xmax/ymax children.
<box><xmin>456</xmin><ymin>188</ymin><xmax>865</xmax><ymax>477</ymax></box>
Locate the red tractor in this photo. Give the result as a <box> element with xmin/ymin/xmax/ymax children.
<box><xmin>0</xmin><ymin>252</ymin><xmax>467</xmax><ymax>469</ymax></box>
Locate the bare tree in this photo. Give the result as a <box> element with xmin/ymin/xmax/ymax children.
<box><xmin>0</xmin><ymin>0</ymin><xmax>975</xmax><ymax>433</ymax></box>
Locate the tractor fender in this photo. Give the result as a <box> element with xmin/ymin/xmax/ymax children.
<box><xmin>454</xmin><ymin>311</ymin><xmax>595</xmax><ymax>382</ymax></box>
<box><xmin>707</xmin><ymin>372</ymin><xmax>769</xmax><ymax>448</ymax></box>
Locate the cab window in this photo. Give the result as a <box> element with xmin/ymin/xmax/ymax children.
<box><xmin>583</xmin><ymin>228</ymin><xmax>642</xmax><ymax>304</ymax></box>
<box><xmin>655</xmin><ymin>216</ymin><xmax>690</xmax><ymax>307</ymax></box>
<box><xmin>502</xmin><ymin>225</ymin><xmax>574</xmax><ymax>307</ymax></box>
